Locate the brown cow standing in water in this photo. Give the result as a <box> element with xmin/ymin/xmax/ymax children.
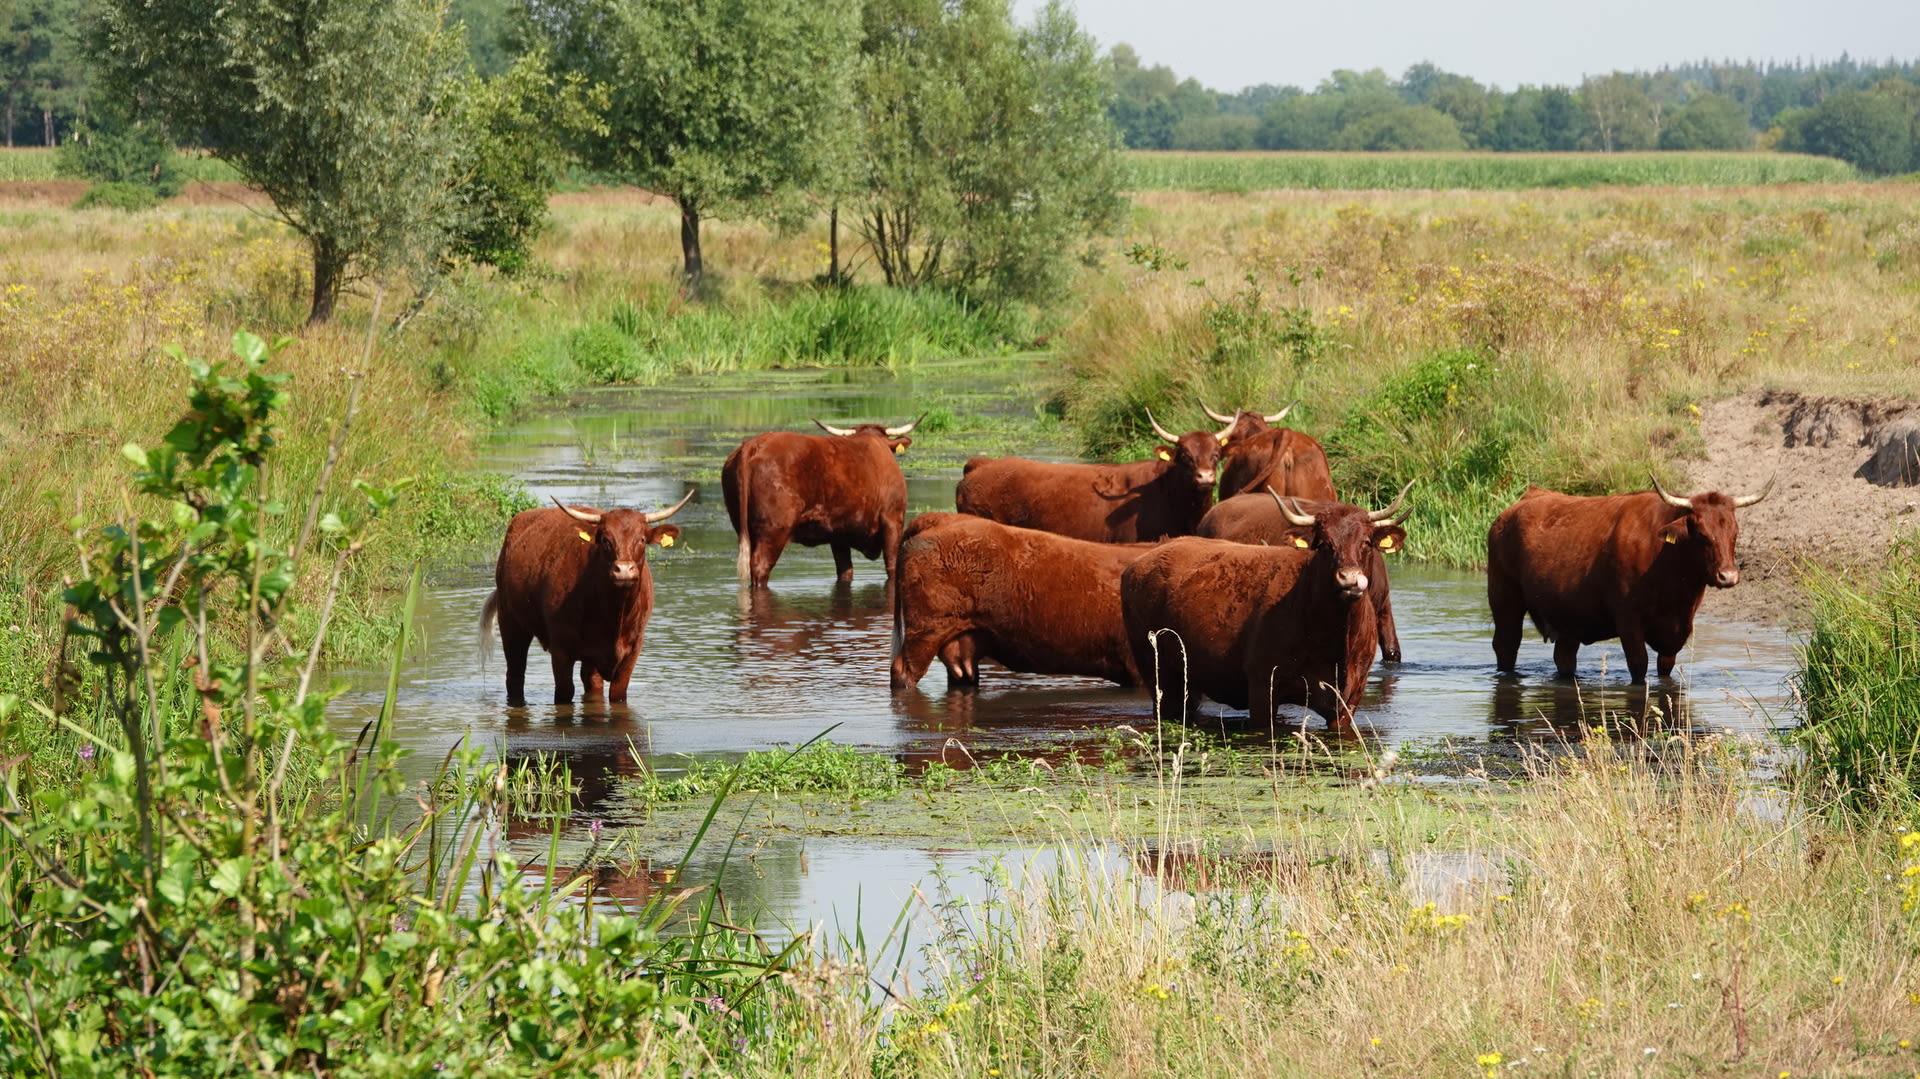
<box><xmin>954</xmin><ymin>411</ymin><xmax>1224</xmax><ymax>543</ymax></box>
<box><xmin>1202</xmin><ymin>402</ymin><xmax>1337</xmax><ymax>501</ymax></box>
<box><xmin>890</xmin><ymin>512</ymin><xmax>1155</xmax><ymax>691</ymax></box>
<box><xmin>1486</xmin><ymin>474</ymin><xmax>1773</xmax><ymax>683</ymax></box>
<box><xmin>1196</xmin><ymin>483</ymin><xmax>1412</xmax><ymax>663</ymax></box>
<box><xmin>722</xmin><ymin>416</ymin><xmax>920</xmax><ymax>587</ymax></box>
<box><xmin>482</xmin><ymin>491</ymin><xmax>694</xmax><ymax>706</ymax></box>
<box><xmin>1121</xmin><ymin>490</ymin><xmax>1411</xmax><ymax>728</ymax></box>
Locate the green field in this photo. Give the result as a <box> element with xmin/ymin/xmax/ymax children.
<box><xmin>4</xmin><ymin>146</ymin><xmax>1862</xmax><ymax>192</ymax></box>
<box><xmin>1121</xmin><ymin>150</ymin><xmax>1860</xmax><ymax>191</ymax></box>
<box><xmin>0</xmin><ymin>146</ymin><xmax>240</xmax><ymax>183</ymax></box>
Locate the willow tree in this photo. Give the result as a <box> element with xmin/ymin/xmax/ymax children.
<box><xmin>534</xmin><ymin>0</ymin><xmax>860</xmax><ymax>293</ymax></box>
<box><xmin>90</xmin><ymin>0</ymin><xmax>469</xmax><ymax>324</ymax></box>
<box><xmin>856</xmin><ymin>0</ymin><xmax>1124</xmax><ymax>304</ymax></box>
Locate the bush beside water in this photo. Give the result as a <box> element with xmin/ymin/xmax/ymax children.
<box><xmin>1795</xmin><ymin>543</ymin><xmax>1920</xmax><ymax>810</ymax></box>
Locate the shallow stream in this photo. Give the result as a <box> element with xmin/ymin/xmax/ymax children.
<box><xmin>332</xmin><ymin>358</ymin><xmax>1799</xmax><ymax>939</ymax></box>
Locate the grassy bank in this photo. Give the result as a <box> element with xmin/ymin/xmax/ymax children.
<box><xmin>0</xmin><ymin>197</ymin><xmax>1033</xmax><ymax>701</ymax></box>
<box><xmin>863</xmin><ymin>734</ymin><xmax>1918</xmax><ymax>1079</ymax></box>
<box><xmin>1122</xmin><ymin>150</ymin><xmax>1860</xmax><ymax>192</ymax></box>
<box><xmin>1794</xmin><ymin>542</ymin><xmax>1920</xmax><ymax>809</ymax></box>
<box><xmin>1065</xmin><ymin>185</ymin><xmax>1920</xmax><ymax>564</ymax></box>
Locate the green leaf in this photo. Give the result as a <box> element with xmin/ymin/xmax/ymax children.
<box><xmin>210</xmin><ymin>856</ymin><xmax>252</xmax><ymax>896</ymax></box>
<box><xmin>121</xmin><ymin>443</ymin><xmax>149</xmax><ymax>469</ymax></box>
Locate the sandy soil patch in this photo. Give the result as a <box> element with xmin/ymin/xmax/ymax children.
<box><xmin>1695</xmin><ymin>390</ymin><xmax>1920</xmax><ymax>625</ymax></box>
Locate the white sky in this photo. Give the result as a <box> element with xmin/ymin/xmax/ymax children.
<box><xmin>1018</xmin><ymin>0</ymin><xmax>1920</xmax><ymax>93</ymax></box>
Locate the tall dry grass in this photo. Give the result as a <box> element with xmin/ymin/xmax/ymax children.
<box><xmin>876</xmin><ymin>735</ymin><xmax>1919</xmax><ymax>1078</ymax></box>
<box><xmin>1064</xmin><ymin>186</ymin><xmax>1920</xmax><ymax>562</ymax></box>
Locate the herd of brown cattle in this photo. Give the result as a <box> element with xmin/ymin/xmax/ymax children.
<box><xmin>482</xmin><ymin>405</ymin><xmax>1772</xmax><ymax>727</ymax></box>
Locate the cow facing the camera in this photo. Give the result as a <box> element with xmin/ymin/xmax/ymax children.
<box><xmin>482</xmin><ymin>491</ymin><xmax>694</xmax><ymax>706</ymax></box>
<box><xmin>1486</xmin><ymin>474</ymin><xmax>1773</xmax><ymax>682</ymax></box>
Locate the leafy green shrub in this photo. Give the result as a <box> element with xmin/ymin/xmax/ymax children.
<box><xmin>569</xmin><ymin>320</ymin><xmax>651</xmax><ymax>382</ymax></box>
<box><xmin>0</xmin><ymin>333</ymin><xmax>804</xmax><ymax>1075</ymax></box>
<box><xmin>1325</xmin><ymin>348</ymin><xmax>1538</xmax><ymax>563</ymax></box>
<box><xmin>72</xmin><ymin>181</ymin><xmax>163</xmax><ymax>212</ymax></box>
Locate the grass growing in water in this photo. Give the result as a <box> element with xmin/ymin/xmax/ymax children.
<box><xmin>1793</xmin><ymin>541</ymin><xmax>1920</xmax><ymax>810</ymax></box>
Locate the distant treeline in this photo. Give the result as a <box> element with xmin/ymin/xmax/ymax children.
<box><xmin>1112</xmin><ymin>48</ymin><xmax>1920</xmax><ymax>173</ymax></box>
<box><xmin>7</xmin><ymin>0</ymin><xmax>1919</xmax><ymax>174</ymax></box>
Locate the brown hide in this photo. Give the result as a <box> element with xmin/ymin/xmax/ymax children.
<box><xmin>1121</xmin><ymin>503</ymin><xmax>1404</xmax><ymax>727</ymax></box>
<box><xmin>722</xmin><ymin>425</ymin><xmax>910</xmax><ymax>587</ymax></box>
<box><xmin>891</xmin><ymin>512</ymin><xmax>1154</xmax><ymax>691</ymax></box>
<box><xmin>1218</xmin><ymin>428</ymin><xmax>1337</xmax><ymax>500</ymax></box>
<box><xmin>953</xmin><ymin>430</ymin><xmax>1222</xmax><ymax>543</ymax></box>
<box><xmin>482</xmin><ymin>503</ymin><xmax>684</xmax><ymax>706</ymax></box>
<box><xmin>1196</xmin><ymin>492</ymin><xmax>1404</xmax><ymax>663</ymax></box>
<box><xmin>1486</xmin><ymin>484</ymin><xmax>1755</xmax><ymax>683</ymax></box>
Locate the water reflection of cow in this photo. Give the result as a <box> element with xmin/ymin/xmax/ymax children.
<box><xmin>1488</xmin><ymin>676</ymin><xmax>1695</xmax><ymax>739</ymax></box>
<box><xmin>732</xmin><ymin>581</ymin><xmax>892</xmax><ymax>670</ymax></box>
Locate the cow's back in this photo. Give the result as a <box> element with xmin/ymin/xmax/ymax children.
<box><xmin>897</xmin><ymin>512</ymin><xmax>1148</xmax><ymax>684</ymax></box>
<box><xmin>956</xmin><ymin>455</ymin><xmax>1186</xmax><ymax>543</ymax></box>
<box><xmin>1221</xmin><ymin>429</ymin><xmax>1336</xmax><ymax>500</ymax></box>
<box><xmin>733</xmin><ymin>431</ymin><xmax>905</xmax><ymax>538</ymax></box>
<box><xmin>1487</xmin><ymin>487</ymin><xmax>1658</xmax><ymax>642</ymax></box>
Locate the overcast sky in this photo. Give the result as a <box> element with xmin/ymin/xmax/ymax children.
<box><xmin>1017</xmin><ymin>0</ymin><xmax>1920</xmax><ymax>93</ymax></box>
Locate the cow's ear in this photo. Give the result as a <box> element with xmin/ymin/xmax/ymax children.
<box><xmin>1373</xmin><ymin>525</ymin><xmax>1408</xmax><ymax>553</ymax></box>
<box><xmin>650</xmin><ymin>524</ymin><xmax>682</xmax><ymax>548</ymax></box>
<box><xmin>1154</xmin><ymin>446</ymin><xmax>1173</xmax><ymax>461</ymax></box>
<box><xmin>891</xmin><ymin>436</ymin><xmax>912</xmax><ymax>455</ymax></box>
<box><xmin>1285</xmin><ymin>527</ymin><xmax>1313</xmax><ymax>549</ymax></box>
<box><xmin>1659</xmin><ymin>519</ymin><xmax>1688</xmax><ymax>545</ymax></box>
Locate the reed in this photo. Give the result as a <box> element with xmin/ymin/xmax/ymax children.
<box><xmin>1793</xmin><ymin>541</ymin><xmax>1920</xmax><ymax>810</ymax></box>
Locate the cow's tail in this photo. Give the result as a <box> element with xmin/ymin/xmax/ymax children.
<box><xmin>478</xmin><ymin>590</ymin><xmax>501</xmax><ymax>664</ymax></box>
<box><xmin>733</xmin><ymin>452</ymin><xmax>754</xmax><ymax>582</ymax></box>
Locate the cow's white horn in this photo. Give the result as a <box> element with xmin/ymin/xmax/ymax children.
<box><xmin>813</xmin><ymin>418</ymin><xmax>857</xmax><ymax>437</ymax></box>
<box><xmin>884</xmin><ymin>412</ymin><xmax>927</xmax><ymax>437</ymax></box>
<box><xmin>1368</xmin><ymin>480</ymin><xmax>1416</xmax><ymax>524</ymax></box>
<box><xmin>644</xmin><ymin>488</ymin><xmax>697</xmax><ymax>524</ymax></box>
<box><xmin>1146</xmin><ymin>409</ymin><xmax>1181</xmax><ymax>444</ymax></box>
<box><xmin>1648</xmin><ymin>472</ymin><xmax>1693</xmax><ymax>509</ymax></box>
<box><xmin>1268</xmin><ymin>486</ymin><xmax>1317</xmax><ymax>526</ymax></box>
<box><xmin>1201</xmin><ymin>402</ymin><xmax>1236</xmax><ymax>424</ymax></box>
<box><xmin>552</xmin><ymin>496</ymin><xmax>601</xmax><ymax>524</ymax></box>
<box><xmin>1732</xmin><ymin>472</ymin><xmax>1775</xmax><ymax>509</ymax></box>
<box><xmin>1263</xmin><ymin>401</ymin><xmax>1296</xmax><ymax>424</ymax></box>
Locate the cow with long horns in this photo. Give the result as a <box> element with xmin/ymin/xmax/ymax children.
<box><xmin>1122</xmin><ymin>487</ymin><xmax>1412</xmax><ymax>727</ymax></box>
<box><xmin>482</xmin><ymin>490</ymin><xmax>695</xmax><ymax>706</ymax></box>
<box><xmin>1486</xmin><ymin>474</ymin><xmax>1774</xmax><ymax>682</ymax></box>
<box><xmin>722</xmin><ymin>416</ymin><xmax>921</xmax><ymax>587</ymax></box>
<box><xmin>953</xmin><ymin>410</ymin><xmax>1224</xmax><ymax>543</ymax></box>
<box><xmin>1202</xmin><ymin>401</ymin><xmax>1338</xmax><ymax>501</ymax></box>
<box><xmin>1197</xmin><ymin>482</ymin><xmax>1412</xmax><ymax>662</ymax></box>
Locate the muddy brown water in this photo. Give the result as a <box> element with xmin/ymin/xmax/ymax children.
<box><xmin>330</xmin><ymin>359</ymin><xmax>1799</xmax><ymax>940</ymax></box>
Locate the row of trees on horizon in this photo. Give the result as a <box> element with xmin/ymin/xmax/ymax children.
<box><xmin>1107</xmin><ymin>48</ymin><xmax>1920</xmax><ymax>173</ymax></box>
<box><xmin>9</xmin><ymin>0</ymin><xmax>1920</xmax><ymax>169</ymax></box>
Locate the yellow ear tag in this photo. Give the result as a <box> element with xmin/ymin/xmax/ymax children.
<box><xmin>892</xmin><ymin>443</ymin><xmax>905</xmax><ymax>455</ymax></box>
<box><xmin>1378</xmin><ymin>536</ymin><xmax>1396</xmax><ymax>551</ymax></box>
<box><xmin>1292</xmin><ymin>536</ymin><xmax>1310</xmax><ymax>548</ymax></box>
<box><xmin>1664</xmin><ymin>533</ymin><xmax>1677</xmax><ymax>544</ymax></box>
<box><xmin>659</xmin><ymin>534</ymin><xmax>674</xmax><ymax>547</ymax></box>
<box><xmin>577</xmin><ymin>530</ymin><xmax>592</xmax><ymax>543</ymax></box>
